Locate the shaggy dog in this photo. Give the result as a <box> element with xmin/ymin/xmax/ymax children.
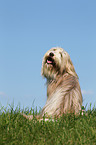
<box><xmin>41</xmin><ymin>47</ymin><xmax>82</xmax><ymax>117</ymax></box>
<box><xmin>23</xmin><ymin>47</ymin><xmax>82</xmax><ymax>120</ymax></box>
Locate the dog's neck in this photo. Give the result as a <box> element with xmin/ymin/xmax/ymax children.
<box><xmin>47</xmin><ymin>73</ymin><xmax>66</xmax><ymax>97</ymax></box>
<box><xmin>47</xmin><ymin>73</ymin><xmax>78</xmax><ymax>99</ymax></box>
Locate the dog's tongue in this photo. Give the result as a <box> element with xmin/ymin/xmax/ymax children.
<box><xmin>47</xmin><ymin>60</ymin><xmax>52</xmax><ymax>64</ymax></box>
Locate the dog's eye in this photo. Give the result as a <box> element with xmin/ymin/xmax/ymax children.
<box><xmin>59</xmin><ymin>52</ymin><xmax>62</xmax><ymax>57</ymax></box>
<box><xmin>53</xmin><ymin>49</ymin><xmax>56</xmax><ymax>51</ymax></box>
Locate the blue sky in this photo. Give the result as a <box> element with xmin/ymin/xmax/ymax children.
<box><xmin>0</xmin><ymin>0</ymin><xmax>96</xmax><ymax>111</ymax></box>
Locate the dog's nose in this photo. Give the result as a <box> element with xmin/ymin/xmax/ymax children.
<box><xmin>49</xmin><ymin>52</ymin><xmax>54</xmax><ymax>57</ymax></box>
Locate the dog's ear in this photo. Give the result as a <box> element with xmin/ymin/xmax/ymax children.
<box><xmin>66</xmin><ymin>55</ymin><xmax>78</xmax><ymax>79</ymax></box>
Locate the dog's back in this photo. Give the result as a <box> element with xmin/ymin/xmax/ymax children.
<box><xmin>41</xmin><ymin>73</ymin><xmax>82</xmax><ymax>117</ymax></box>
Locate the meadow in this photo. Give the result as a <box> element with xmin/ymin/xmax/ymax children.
<box><xmin>0</xmin><ymin>105</ymin><xmax>96</xmax><ymax>145</ymax></box>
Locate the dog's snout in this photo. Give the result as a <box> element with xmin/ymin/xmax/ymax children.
<box><xmin>49</xmin><ymin>52</ymin><xmax>54</xmax><ymax>57</ymax></box>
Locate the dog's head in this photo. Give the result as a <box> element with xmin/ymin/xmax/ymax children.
<box><xmin>41</xmin><ymin>47</ymin><xmax>78</xmax><ymax>80</ymax></box>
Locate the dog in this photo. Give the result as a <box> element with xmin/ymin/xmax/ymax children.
<box><xmin>23</xmin><ymin>47</ymin><xmax>82</xmax><ymax>120</ymax></box>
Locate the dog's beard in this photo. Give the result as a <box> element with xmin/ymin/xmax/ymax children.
<box><xmin>42</xmin><ymin>55</ymin><xmax>61</xmax><ymax>80</ymax></box>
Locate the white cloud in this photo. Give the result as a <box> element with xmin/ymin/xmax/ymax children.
<box><xmin>0</xmin><ymin>92</ymin><xmax>7</xmax><ymax>97</ymax></box>
<box><xmin>81</xmin><ymin>90</ymin><xmax>93</xmax><ymax>95</ymax></box>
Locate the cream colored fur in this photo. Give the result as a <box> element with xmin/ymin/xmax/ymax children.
<box><xmin>23</xmin><ymin>47</ymin><xmax>82</xmax><ymax>120</ymax></box>
<box><xmin>41</xmin><ymin>47</ymin><xmax>82</xmax><ymax>117</ymax></box>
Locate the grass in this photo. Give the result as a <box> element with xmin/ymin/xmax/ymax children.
<box><xmin>0</xmin><ymin>105</ymin><xmax>96</xmax><ymax>145</ymax></box>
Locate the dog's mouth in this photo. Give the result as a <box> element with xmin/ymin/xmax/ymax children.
<box><xmin>46</xmin><ymin>57</ymin><xmax>55</xmax><ymax>66</ymax></box>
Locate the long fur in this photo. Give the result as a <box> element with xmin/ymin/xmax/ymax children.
<box><xmin>41</xmin><ymin>47</ymin><xmax>82</xmax><ymax>117</ymax></box>
<box><xmin>23</xmin><ymin>47</ymin><xmax>82</xmax><ymax>120</ymax></box>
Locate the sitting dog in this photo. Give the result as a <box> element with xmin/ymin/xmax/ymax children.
<box><xmin>23</xmin><ymin>47</ymin><xmax>82</xmax><ymax>120</ymax></box>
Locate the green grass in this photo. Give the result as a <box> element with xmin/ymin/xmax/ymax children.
<box><xmin>0</xmin><ymin>105</ymin><xmax>96</xmax><ymax>145</ymax></box>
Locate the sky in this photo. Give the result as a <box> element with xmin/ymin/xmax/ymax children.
<box><xmin>0</xmin><ymin>0</ymin><xmax>96</xmax><ymax>111</ymax></box>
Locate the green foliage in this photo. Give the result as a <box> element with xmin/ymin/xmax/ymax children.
<box><xmin>0</xmin><ymin>105</ymin><xmax>96</xmax><ymax>145</ymax></box>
